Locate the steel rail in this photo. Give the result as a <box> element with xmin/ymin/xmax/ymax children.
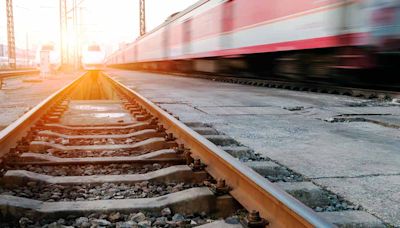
<box><xmin>103</xmin><ymin>71</ymin><xmax>335</xmax><ymax>228</ymax></box>
<box><xmin>0</xmin><ymin>72</ymin><xmax>85</xmax><ymax>158</ymax></box>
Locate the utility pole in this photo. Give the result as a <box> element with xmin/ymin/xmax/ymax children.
<box><xmin>73</xmin><ymin>0</ymin><xmax>78</xmax><ymax>69</ymax></box>
<box><xmin>140</xmin><ymin>0</ymin><xmax>146</xmax><ymax>36</ymax></box>
<box><xmin>6</xmin><ymin>0</ymin><xmax>16</xmax><ymax>69</ymax></box>
<box><xmin>60</xmin><ymin>0</ymin><xmax>68</xmax><ymax>66</ymax></box>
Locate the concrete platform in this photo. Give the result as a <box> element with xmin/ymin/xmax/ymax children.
<box><xmin>107</xmin><ymin>70</ymin><xmax>400</xmax><ymax>226</ymax></box>
<box><xmin>0</xmin><ymin>72</ymin><xmax>79</xmax><ymax>131</ymax></box>
<box><xmin>318</xmin><ymin>211</ymin><xmax>385</xmax><ymax>227</ymax></box>
<box><xmin>315</xmin><ymin>175</ymin><xmax>400</xmax><ymax>227</ymax></box>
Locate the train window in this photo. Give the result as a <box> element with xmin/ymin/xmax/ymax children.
<box><xmin>88</xmin><ymin>45</ymin><xmax>101</xmax><ymax>51</ymax></box>
<box><xmin>41</xmin><ymin>45</ymin><xmax>54</xmax><ymax>51</ymax></box>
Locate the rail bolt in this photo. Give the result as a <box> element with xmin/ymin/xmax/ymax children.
<box><xmin>176</xmin><ymin>144</ymin><xmax>185</xmax><ymax>154</ymax></box>
<box><xmin>19</xmin><ymin>137</ymin><xmax>29</xmax><ymax>145</ymax></box>
<box><xmin>165</xmin><ymin>133</ymin><xmax>175</xmax><ymax>141</ymax></box>
<box><xmin>16</xmin><ymin>145</ymin><xmax>28</xmax><ymax>152</ymax></box>
<box><xmin>157</xmin><ymin>125</ymin><xmax>166</xmax><ymax>133</ymax></box>
<box><xmin>9</xmin><ymin>148</ymin><xmax>16</xmax><ymax>154</ymax></box>
<box><xmin>150</xmin><ymin>118</ymin><xmax>158</xmax><ymax>125</ymax></box>
<box><xmin>184</xmin><ymin>149</ymin><xmax>194</xmax><ymax>165</ymax></box>
<box><xmin>243</xmin><ymin>210</ymin><xmax>268</xmax><ymax>228</ymax></box>
<box><xmin>213</xmin><ymin>179</ymin><xmax>231</xmax><ymax>195</ymax></box>
<box><xmin>191</xmin><ymin>159</ymin><xmax>206</xmax><ymax>171</ymax></box>
<box><xmin>36</xmin><ymin>120</ymin><xmax>44</xmax><ymax>126</ymax></box>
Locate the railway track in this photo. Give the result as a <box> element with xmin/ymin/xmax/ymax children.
<box><xmin>0</xmin><ymin>71</ymin><xmax>333</xmax><ymax>227</ymax></box>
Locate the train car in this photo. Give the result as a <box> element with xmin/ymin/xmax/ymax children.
<box><xmin>106</xmin><ymin>0</ymin><xmax>400</xmax><ymax>84</ymax></box>
<box><xmin>0</xmin><ymin>44</ymin><xmax>35</xmax><ymax>69</ymax></box>
<box><xmin>34</xmin><ymin>42</ymin><xmax>61</xmax><ymax>71</ymax></box>
<box><xmin>81</xmin><ymin>44</ymin><xmax>106</xmax><ymax>70</ymax></box>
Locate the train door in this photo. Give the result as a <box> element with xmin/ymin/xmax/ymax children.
<box><xmin>183</xmin><ymin>19</ymin><xmax>191</xmax><ymax>55</ymax></box>
<box><xmin>134</xmin><ymin>44</ymin><xmax>138</xmax><ymax>62</ymax></box>
<box><xmin>163</xmin><ymin>26</ymin><xmax>170</xmax><ymax>59</ymax></box>
<box><xmin>220</xmin><ymin>0</ymin><xmax>234</xmax><ymax>50</ymax></box>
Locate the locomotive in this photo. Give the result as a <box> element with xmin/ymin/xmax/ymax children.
<box><xmin>82</xmin><ymin>44</ymin><xmax>106</xmax><ymax>70</ymax></box>
<box><xmin>106</xmin><ymin>0</ymin><xmax>400</xmax><ymax>86</ymax></box>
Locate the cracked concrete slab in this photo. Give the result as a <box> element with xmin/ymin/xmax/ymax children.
<box><xmin>315</xmin><ymin>175</ymin><xmax>400</xmax><ymax>227</ymax></box>
<box><xmin>212</xmin><ymin>115</ymin><xmax>400</xmax><ymax>178</ymax></box>
<box><xmin>107</xmin><ymin>70</ymin><xmax>400</xmax><ymax>226</ymax></box>
<box><xmin>196</xmin><ymin>106</ymin><xmax>292</xmax><ymax>115</ymax></box>
<box><xmin>318</xmin><ymin>211</ymin><xmax>385</xmax><ymax>227</ymax></box>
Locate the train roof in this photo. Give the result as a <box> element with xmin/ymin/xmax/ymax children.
<box><xmin>135</xmin><ymin>0</ymin><xmax>210</xmax><ymax>41</ymax></box>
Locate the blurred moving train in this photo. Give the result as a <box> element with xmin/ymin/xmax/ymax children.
<box><xmin>106</xmin><ymin>0</ymin><xmax>400</xmax><ymax>85</ymax></box>
<box><xmin>82</xmin><ymin>44</ymin><xmax>106</xmax><ymax>70</ymax></box>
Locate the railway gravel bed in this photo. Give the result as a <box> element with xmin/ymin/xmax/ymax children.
<box><xmin>1</xmin><ymin>210</ymin><xmax>239</xmax><ymax>228</ymax></box>
<box><xmin>0</xmin><ymin>181</ymin><xmax>204</xmax><ymax>202</ymax></box>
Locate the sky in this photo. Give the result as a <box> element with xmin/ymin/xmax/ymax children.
<box><xmin>0</xmin><ymin>0</ymin><xmax>198</xmax><ymax>53</ymax></box>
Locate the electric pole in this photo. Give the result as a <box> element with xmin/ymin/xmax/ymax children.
<box><xmin>60</xmin><ymin>0</ymin><xmax>68</xmax><ymax>66</ymax></box>
<box><xmin>140</xmin><ymin>0</ymin><xmax>146</xmax><ymax>36</ymax></box>
<box><xmin>6</xmin><ymin>0</ymin><xmax>16</xmax><ymax>69</ymax></box>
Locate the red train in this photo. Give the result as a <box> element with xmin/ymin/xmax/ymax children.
<box><xmin>106</xmin><ymin>0</ymin><xmax>400</xmax><ymax>85</ymax></box>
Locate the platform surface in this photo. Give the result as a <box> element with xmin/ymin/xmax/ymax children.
<box><xmin>0</xmin><ymin>72</ymin><xmax>80</xmax><ymax>131</ymax></box>
<box><xmin>108</xmin><ymin>69</ymin><xmax>400</xmax><ymax>226</ymax></box>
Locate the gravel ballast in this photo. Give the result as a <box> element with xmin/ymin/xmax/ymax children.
<box><xmin>0</xmin><ymin>181</ymin><xmax>204</xmax><ymax>202</ymax></box>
